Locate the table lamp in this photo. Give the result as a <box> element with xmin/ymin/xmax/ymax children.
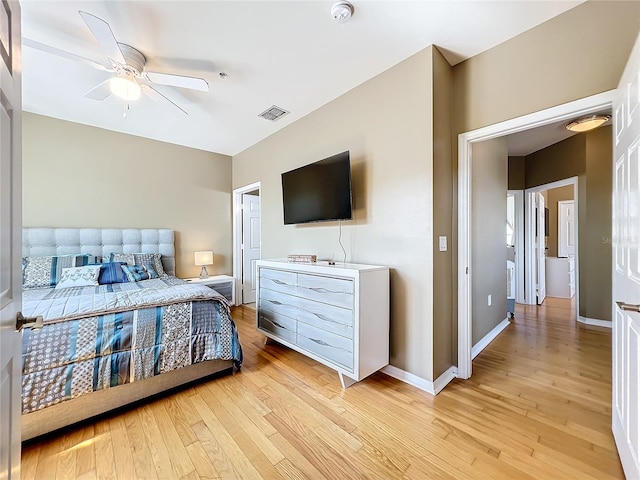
<box><xmin>194</xmin><ymin>251</ymin><xmax>213</xmax><ymax>279</ymax></box>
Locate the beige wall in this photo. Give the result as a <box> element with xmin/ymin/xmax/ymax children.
<box><xmin>508</xmin><ymin>156</ymin><xmax>525</xmax><ymax>191</ymax></box>
<box><xmin>22</xmin><ymin>113</ymin><xmax>233</xmax><ymax>278</ymax></box>
<box><xmin>471</xmin><ymin>138</ymin><xmax>508</xmax><ymax>344</ymax></box>
<box><xmin>525</xmin><ymin>135</ymin><xmax>585</xmax><ymax>189</ymax></box>
<box><xmin>431</xmin><ymin>47</ymin><xmax>454</xmax><ymax>378</ymax></box>
<box><xmin>545</xmin><ymin>185</ymin><xmax>574</xmax><ymax>258</ymax></box>
<box><xmin>453</xmin><ymin>1</ymin><xmax>640</xmax><ymax>134</ymax></box>
<box><xmin>233</xmin><ymin>48</ymin><xmax>437</xmax><ymax>381</ymax></box>
<box><xmin>584</xmin><ymin>127</ymin><xmax>613</xmax><ymax>321</ymax></box>
<box><xmin>524</xmin><ymin>127</ymin><xmax>612</xmax><ymax>321</ymax></box>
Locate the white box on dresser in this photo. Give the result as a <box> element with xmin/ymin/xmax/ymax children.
<box><xmin>256</xmin><ymin>259</ymin><xmax>389</xmax><ymax>388</ymax></box>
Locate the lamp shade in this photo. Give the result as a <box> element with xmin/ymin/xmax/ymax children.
<box><xmin>194</xmin><ymin>251</ymin><xmax>214</xmax><ymax>266</ymax></box>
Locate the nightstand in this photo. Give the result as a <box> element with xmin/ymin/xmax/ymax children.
<box><xmin>183</xmin><ymin>275</ymin><xmax>235</xmax><ymax>305</ymax></box>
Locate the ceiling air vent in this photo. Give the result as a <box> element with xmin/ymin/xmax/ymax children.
<box><xmin>258</xmin><ymin>105</ymin><xmax>290</xmax><ymax>122</ymax></box>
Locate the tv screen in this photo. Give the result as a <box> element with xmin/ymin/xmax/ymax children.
<box><xmin>282</xmin><ymin>151</ymin><xmax>353</xmax><ymax>225</ymax></box>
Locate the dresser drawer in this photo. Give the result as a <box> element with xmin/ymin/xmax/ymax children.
<box><xmin>297</xmin><ymin>273</ymin><xmax>354</xmax><ymax>309</ymax></box>
<box><xmin>259</xmin><ymin>288</ymin><xmax>299</xmax><ymax>318</ymax></box>
<box><xmin>258</xmin><ymin>310</ymin><xmax>297</xmax><ymax>344</ymax></box>
<box><xmin>297</xmin><ymin>322</ymin><xmax>353</xmax><ymax>370</ymax></box>
<box><xmin>295</xmin><ymin>295</ymin><xmax>353</xmax><ymax>338</ymax></box>
<box><xmin>260</xmin><ymin>268</ymin><xmax>298</xmax><ymax>296</ymax></box>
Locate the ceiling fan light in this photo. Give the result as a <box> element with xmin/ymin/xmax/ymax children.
<box><xmin>566</xmin><ymin>114</ymin><xmax>611</xmax><ymax>133</ymax></box>
<box><xmin>110</xmin><ymin>76</ymin><xmax>141</xmax><ymax>101</ymax></box>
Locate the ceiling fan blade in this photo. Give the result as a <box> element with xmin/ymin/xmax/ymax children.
<box><xmin>141</xmin><ymin>85</ymin><xmax>188</xmax><ymax>115</ymax></box>
<box><xmin>23</xmin><ymin>38</ymin><xmax>112</xmax><ymax>72</ymax></box>
<box><xmin>78</xmin><ymin>11</ymin><xmax>126</xmax><ymax>65</ymax></box>
<box><xmin>85</xmin><ymin>79</ymin><xmax>112</xmax><ymax>101</ymax></box>
<box><xmin>145</xmin><ymin>72</ymin><xmax>209</xmax><ymax>92</ymax></box>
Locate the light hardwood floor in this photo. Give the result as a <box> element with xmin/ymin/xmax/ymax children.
<box><xmin>21</xmin><ymin>298</ymin><xmax>622</xmax><ymax>479</ymax></box>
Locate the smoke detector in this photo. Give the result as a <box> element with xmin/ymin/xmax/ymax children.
<box><xmin>331</xmin><ymin>1</ymin><xmax>354</xmax><ymax>23</ymax></box>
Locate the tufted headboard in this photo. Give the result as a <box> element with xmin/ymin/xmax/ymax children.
<box><xmin>22</xmin><ymin>228</ymin><xmax>176</xmax><ymax>276</ymax></box>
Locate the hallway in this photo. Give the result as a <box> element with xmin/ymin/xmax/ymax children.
<box><xmin>453</xmin><ymin>297</ymin><xmax>621</xmax><ymax>477</ymax></box>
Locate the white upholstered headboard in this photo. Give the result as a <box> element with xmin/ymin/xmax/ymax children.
<box><xmin>22</xmin><ymin>228</ymin><xmax>176</xmax><ymax>276</ymax></box>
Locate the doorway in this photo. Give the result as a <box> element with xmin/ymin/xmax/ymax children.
<box><xmin>232</xmin><ymin>182</ymin><xmax>261</xmax><ymax>306</ymax></box>
<box><xmin>457</xmin><ymin>90</ymin><xmax>616</xmax><ymax>379</ymax></box>
<box><xmin>524</xmin><ymin>177</ymin><xmax>578</xmax><ymax>320</ymax></box>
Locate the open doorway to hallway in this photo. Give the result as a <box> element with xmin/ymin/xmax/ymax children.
<box><xmin>458</xmin><ymin>90</ymin><xmax>615</xmax><ymax>379</ymax></box>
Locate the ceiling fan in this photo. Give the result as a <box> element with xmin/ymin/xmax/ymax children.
<box><xmin>23</xmin><ymin>11</ymin><xmax>209</xmax><ymax>116</ymax></box>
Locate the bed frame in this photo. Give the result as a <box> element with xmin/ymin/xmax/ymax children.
<box><xmin>20</xmin><ymin>228</ymin><xmax>235</xmax><ymax>441</ymax></box>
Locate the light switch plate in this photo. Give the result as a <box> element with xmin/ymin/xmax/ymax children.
<box><xmin>439</xmin><ymin>236</ymin><xmax>447</xmax><ymax>252</ymax></box>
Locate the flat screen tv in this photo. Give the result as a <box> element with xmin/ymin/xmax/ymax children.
<box><xmin>281</xmin><ymin>151</ymin><xmax>353</xmax><ymax>225</ymax></box>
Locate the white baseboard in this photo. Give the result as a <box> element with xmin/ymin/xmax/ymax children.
<box><xmin>578</xmin><ymin>316</ymin><xmax>612</xmax><ymax>328</ymax></box>
<box><xmin>433</xmin><ymin>366</ymin><xmax>457</xmax><ymax>394</ymax></box>
<box><xmin>381</xmin><ymin>365</ymin><xmax>457</xmax><ymax>395</ymax></box>
<box><xmin>472</xmin><ymin>318</ymin><xmax>510</xmax><ymax>360</ymax></box>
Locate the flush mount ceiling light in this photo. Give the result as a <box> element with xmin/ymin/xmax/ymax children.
<box><xmin>566</xmin><ymin>114</ymin><xmax>611</xmax><ymax>133</ymax></box>
<box><xmin>331</xmin><ymin>1</ymin><xmax>354</xmax><ymax>23</ymax></box>
<box><xmin>109</xmin><ymin>74</ymin><xmax>141</xmax><ymax>101</ymax></box>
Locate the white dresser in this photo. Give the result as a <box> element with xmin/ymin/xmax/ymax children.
<box><xmin>545</xmin><ymin>256</ymin><xmax>575</xmax><ymax>299</ymax></box>
<box><xmin>256</xmin><ymin>259</ymin><xmax>389</xmax><ymax>388</ymax></box>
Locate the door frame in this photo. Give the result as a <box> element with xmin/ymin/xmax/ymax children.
<box><xmin>524</xmin><ymin>177</ymin><xmax>578</xmax><ymax>316</ymax></box>
<box><xmin>507</xmin><ymin>189</ymin><xmax>525</xmax><ymax>304</ymax></box>
<box><xmin>457</xmin><ymin>90</ymin><xmax>615</xmax><ymax>379</ymax></box>
<box><xmin>232</xmin><ymin>181</ymin><xmax>261</xmax><ymax>305</ymax></box>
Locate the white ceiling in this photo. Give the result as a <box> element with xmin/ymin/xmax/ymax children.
<box><xmin>22</xmin><ymin>1</ymin><xmax>584</xmax><ymax>156</ymax></box>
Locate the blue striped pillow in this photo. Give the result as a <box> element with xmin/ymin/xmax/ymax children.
<box><xmin>98</xmin><ymin>262</ymin><xmax>129</xmax><ymax>285</ymax></box>
<box><xmin>121</xmin><ymin>264</ymin><xmax>150</xmax><ymax>282</ymax></box>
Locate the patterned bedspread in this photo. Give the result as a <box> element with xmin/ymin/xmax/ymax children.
<box><xmin>21</xmin><ymin>276</ymin><xmax>243</xmax><ymax>414</ymax></box>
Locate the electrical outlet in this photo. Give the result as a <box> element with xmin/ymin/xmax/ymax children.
<box><xmin>488</xmin><ymin>294</ymin><xmax>492</xmax><ymax>306</ymax></box>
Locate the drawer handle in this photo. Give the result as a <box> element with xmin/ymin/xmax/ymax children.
<box><xmin>304</xmin><ymin>336</ymin><xmax>350</xmax><ymax>353</ymax></box>
<box><xmin>266</xmin><ymin>299</ymin><xmax>297</xmax><ymax>310</ymax></box>
<box><xmin>308</xmin><ymin>287</ymin><xmax>345</xmax><ymax>294</ymax></box>
<box><xmin>271</xmin><ymin>279</ymin><xmax>293</xmax><ymax>286</ymax></box>
<box><xmin>312</xmin><ymin>311</ymin><xmax>348</xmax><ymax>327</ymax></box>
<box><xmin>260</xmin><ymin>316</ymin><xmax>286</xmax><ymax>330</ymax></box>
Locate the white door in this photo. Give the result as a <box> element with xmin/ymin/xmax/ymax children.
<box><xmin>612</xmin><ymin>33</ymin><xmax>640</xmax><ymax>480</ymax></box>
<box><xmin>0</xmin><ymin>1</ymin><xmax>22</xmax><ymax>477</ymax></box>
<box><xmin>536</xmin><ymin>192</ymin><xmax>546</xmax><ymax>304</ymax></box>
<box><xmin>242</xmin><ymin>193</ymin><xmax>260</xmax><ymax>304</ymax></box>
<box><xmin>558</xmin><ymin>200</ymin><xmax>575</xmax><ymax>258</ymax></box>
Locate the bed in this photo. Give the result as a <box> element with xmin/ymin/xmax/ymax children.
<box><xmin>20</xmin><ymin>228</ymin><xmax>242</xmax><ymax>441</ymax></box>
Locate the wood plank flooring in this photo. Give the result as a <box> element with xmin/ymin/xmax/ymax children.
<box><xmin>21</xmin><ymin>298</ymin><xmax>623</xmax><ymax>479</ymax></box>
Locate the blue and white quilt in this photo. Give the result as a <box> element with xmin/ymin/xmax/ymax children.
<box><xmin>21</xmin><ymin>276</ymin><xmax>243</xmax><ymax>414</ymax></box>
